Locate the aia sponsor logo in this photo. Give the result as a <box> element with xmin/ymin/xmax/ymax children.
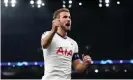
<box><xmin>56</xmin><ymin>47</ymin><xmax>72</xmax><ymax>56</ymax></box>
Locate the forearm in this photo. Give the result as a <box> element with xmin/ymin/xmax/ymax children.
<box><xmin>41</xmin><ymin>30</ymin><xmax>56</xmax><ymax>48</ymax></box>
<box><xmin>75</xmin><ymin>62</ymin><xmax>88</xmax><ymax>72</ymax></box>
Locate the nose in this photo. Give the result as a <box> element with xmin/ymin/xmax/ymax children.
<box><xmin>67</xmin><ymin>18</ymin><xmax>71</xmax><ymax>22</ymax></box>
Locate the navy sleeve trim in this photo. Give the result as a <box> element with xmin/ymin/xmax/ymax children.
<box><xmin>72</xmin><ymin>53</ymin><xmax>80</xmax><ymax>61</ymax></box>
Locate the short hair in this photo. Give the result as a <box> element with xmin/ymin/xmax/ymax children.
<box><xmin>53</xmin><ymin>8</ymin><xmax>70</xmax><ymax>19</ymax></box>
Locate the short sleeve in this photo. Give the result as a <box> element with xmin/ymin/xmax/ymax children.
<box><xmin>41</xmin><ymin>31</ymin><xmax>50</xmax><ymax>49</ymax></box>
<box><xmin>72</xmin><ymin>42</ymin><xmax>80</xmax><ymax>61</ymax></box>
<box><xmin>41</xmin><ymin>31</ymin><xmax>50</xmax><ymax>40</ymax></box>
<box><xmin>74</xmin><ymin>42</ymin><xmax>79</xmax><ymax>53</ymax></box>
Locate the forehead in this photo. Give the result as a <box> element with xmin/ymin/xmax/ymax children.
<box><xmin>59</xmin><ymin>12</ymin><xmax>70</xmax><ymax>17</ymax></box>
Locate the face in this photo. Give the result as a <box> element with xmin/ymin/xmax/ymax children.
<box><xmin>58</xmin><ymin>12</ymin><xmax>71</xmax><ymax>31</ymax></box>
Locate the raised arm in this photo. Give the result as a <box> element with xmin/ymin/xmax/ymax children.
<box><xmin>41</xmin><ymin>19</ymin><xmax>60</xmax><ymax>48</ymax></box>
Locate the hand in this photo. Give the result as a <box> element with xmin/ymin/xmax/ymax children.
<box><xmin>51</xmin><ymin>19</ymin><xmax>61</xmax><ymax>32</ymax></box>
<box><xmin>82</xmin><ymin>54</ymin><xmax>92</xmax><ymax>66</ymax></box>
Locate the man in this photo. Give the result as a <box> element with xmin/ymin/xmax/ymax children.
<box><xmin>41</xmin><ymin>8</ymin><xmax>92</xmax><ymax>80</ymax></box>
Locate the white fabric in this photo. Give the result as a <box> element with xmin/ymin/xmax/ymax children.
<box><xmin>41</xmin><ymin>31</ymin><xmax>78</xmax><ymax>80</ymax></box>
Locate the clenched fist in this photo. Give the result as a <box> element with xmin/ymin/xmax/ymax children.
<box><xmin>82</xmin><ymin>54</ymin><xmax>92</xmax><ymax>66</ymax></box>
<box><xmin>51</xmin><ymin>19</ymin><xmax>61</xmax><ymax>32</ymax></box>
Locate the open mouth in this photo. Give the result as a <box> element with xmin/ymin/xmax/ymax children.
<box><xmin>66</xmin><ymin>23</ymin><xmax>70</xmax><ymax>26</ymax></box>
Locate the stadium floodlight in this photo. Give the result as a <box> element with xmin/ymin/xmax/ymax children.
<box><xmin>30</xmin><ymin>0</ymin><xmax>34</xmax><ymax>4</ymax></box>
<box><xmin>117</xmin><ymin>1</ymin><xmax>120</xmax><ymax>4</ymax></box>
<box><xmin>99</xmin><ymin>3</ymin><xmax>102</xmax><ymax>7</ymax></box>
<box><xmin>11</xmin><ymin>0</ymin><xmax>16</xmax><ymax>4</ymax></box>
<box><xmin>42</xmin><ymin>3</ymin><xmax>45</xmax><ymax>6</ymax></box>
<box><xmin>79</xmin><ymin>2</ymin><xmax>82</xmax><ymax>6</ymax></box>
<box><xmin>62</xmin><ymin>4</ymin><xmax>66</xmax><ymax>8</ymax></box>
<box><xmin>69</xmin><ymin>0</ymin><xmax>72</xmax><ymax>4</ymax></box>
<box><xmin>105</xmin><ymin>3</ymin><xmax>109</xmax><ymax>7</ymax></box>
<box><xmin>11</xmin><ymin>3</ymin><xmax>15</xmax><ymax>7</ymax></box>
<box><xmin>37</xmin><ymin>0</ymin><xmax>42</xmax><ymax>5</ymax></box>
<box><xmin>105</xmin><ymin>0</ymin><xmax>109</xmax><ymax>4</ymax></box>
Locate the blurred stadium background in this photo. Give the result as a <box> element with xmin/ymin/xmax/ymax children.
<box><xmin>1</xmin><ymin>0</ymin><xmax>133</xmax><ymax>79</ymax></box>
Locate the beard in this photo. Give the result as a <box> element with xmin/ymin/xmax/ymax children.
<box><xmin>60</xmin><ymin>23</ymin><xmax>71</xmax><ymax>32</ymax></box>
<box><xmin>60</xmin><ymin>26</ymin><xmax>71</xmax><ymax>32</ymax></box>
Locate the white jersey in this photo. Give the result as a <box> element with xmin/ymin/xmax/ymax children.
<box><xmin>41</xmin><ymin>31</ymin><xmax>78</xmax><ymax>80</ymax></box>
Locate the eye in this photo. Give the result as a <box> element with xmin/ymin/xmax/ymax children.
<box><xmin>63</xmin><ymin>16</ymin><xmax>67</xmax><ymax>18</ymax></box>
<box><xmin>63</xmin><ymin>16</ymin><xmax>71</xmax><ymax>19</ymax></box>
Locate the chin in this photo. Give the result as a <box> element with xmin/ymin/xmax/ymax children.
<box><xmin>67</xmin><ymin>27</ymin><xmax>71</xmax><ymax>30</ymax></box>
<box><xmin>67</xmin><ymin>29</ymin><xmax>71</xmax><ymax>31</ymax></box>
<box><xmin>65</xmin><ymin>29</ymin><xmax>71</xmax><ymax>32</ymax></box>
<box><xmin>64</xmin><ymin>26</ymin><xmax>71</xmax><ymax>31</ymax></box>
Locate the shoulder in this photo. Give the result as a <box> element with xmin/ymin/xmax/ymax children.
<box><xmin>41</xmin><ymin>31</ymin><xmax>51</xmax><ymax>39</ymax></box>
<box><xmin>41</xmin><ymin>31</ymin><xmax>51</xmax><ymax>37</ymax></box>
<box><xmin>42</xmin><ymin>31</ymin><xmax>50</xmax><ymax>35</ymax></box>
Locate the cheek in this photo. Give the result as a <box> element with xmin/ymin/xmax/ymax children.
<box><xmin>60</xmin><ymin>21</ymin><xmax>65</xmax><ymax>25</ymax></box>
<box><xmin>61</xmin><ymin>20</ymin><xmax>66</xmax><ymax>23</ymax></box>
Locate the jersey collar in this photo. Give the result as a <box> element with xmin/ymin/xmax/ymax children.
<box><xmin>56</xmin><ymin>32</ymin><xmax>67</xmax><ymax>39</ymax></box>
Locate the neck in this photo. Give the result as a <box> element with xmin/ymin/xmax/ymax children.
<box><xmin>57</xmin><ymin>27</ymin><xmax>67</xmax><ymax>38</ymax></box>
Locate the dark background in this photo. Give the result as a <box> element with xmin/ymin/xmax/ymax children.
<box><xmin>1</xmin><ymin>0</ymin><xmax>133</xmax><ymax>62</ymax></box>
